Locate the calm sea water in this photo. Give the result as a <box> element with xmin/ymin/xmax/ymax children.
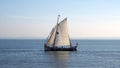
<box><xmin>0</xmin><ymin>39</ymin><xmax>120</xmax><ymax>68</ymax></box>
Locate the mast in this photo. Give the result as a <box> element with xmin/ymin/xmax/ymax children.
<box><xmin>53</xmin><ymin>15</ymin><xmax>60</xmax><ymax>46</ymax></box>
<box><xmin>57</xmin><ymin>15</ymin><xmax>60</xmax><ymax>25</ymax></box>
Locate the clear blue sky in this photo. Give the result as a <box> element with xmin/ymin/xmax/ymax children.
<box><xmin>0</xmin><ymin>0</ymin><xmax>120</xmax><ymax>39</ymax></box>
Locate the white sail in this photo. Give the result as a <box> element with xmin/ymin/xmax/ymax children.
<box><xmin>54</xmin><ymin>18</ymin><xmax>71</xmax><ymax>46</ymax></box>
<box><xmin>47</xmin><ymin>27</ymin><xmax>56</xmax><ymax>45</ymax></box>
<box><xmin>44</xmin><ymin>16</ymin><xmax>77</xmax><ymax>51</ymax></box>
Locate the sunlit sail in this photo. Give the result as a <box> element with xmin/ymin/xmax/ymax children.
<box><xmin>44</xmin><ymin>15</ymin><xmax>78</xmax><ymax>51</ymax></box>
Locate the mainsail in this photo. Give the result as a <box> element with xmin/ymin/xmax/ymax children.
<box><xmin>54</xmin><ymin>18</ymin><xmax>70</xmax><ymax>46</ymax></box>
<box><xmin>46</xmin><ymin>17</ymin><xmax>71</xmax><ymax>47</ymax></box>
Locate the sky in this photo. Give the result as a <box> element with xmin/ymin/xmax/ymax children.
<box><xmin>0</xmin><ymin>0</ymin><xmax>120</xmax><ymax>39</ymax></box>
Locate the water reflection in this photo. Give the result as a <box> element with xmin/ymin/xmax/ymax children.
<box><xmin>45</xmin><ymin>51</ymin><xmax>70</xmax><ymax>68</ymax></box>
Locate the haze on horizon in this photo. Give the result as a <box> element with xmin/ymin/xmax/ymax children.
<box><xmin>0</xmin><ymin>0</ymin><xmax>120</xmax><ymax>39</ymax></box>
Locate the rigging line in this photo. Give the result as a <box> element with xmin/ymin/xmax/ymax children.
<box><xmin>45</xmin><ymin>27</ymin><xmax>54</xmax><ymax>43</ymax></box>
<box><xmin>47</xmin><ymin>28</ymin><xmax>55</xmax><ymax>44</ymax></box>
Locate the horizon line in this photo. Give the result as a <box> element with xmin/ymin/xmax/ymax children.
<box><xmin>1</xmin><ymin>38</ymin><xmax>120</xmax><ymax>40</ymax></box>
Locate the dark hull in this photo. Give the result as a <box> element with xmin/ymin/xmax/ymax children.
<box><xmin>44</xmin><ymin>45</ymin><xmax>77</xmax><ymax>51</ymax></box>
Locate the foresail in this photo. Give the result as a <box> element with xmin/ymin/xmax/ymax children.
<box><xmin>47</xmin><ymin>27</ymin><xmax>56</xmax><ymax>45</ymax></box>
<box><xmin>54</xmin><ymin>18</ymin><xmax>71</xmax><ymax>46</ymax></box>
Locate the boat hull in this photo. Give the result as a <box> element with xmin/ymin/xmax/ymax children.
<box><xmin>44</xmin><ymin>45</ymin><xmax>77</xmax><ymax>51</ymax></box>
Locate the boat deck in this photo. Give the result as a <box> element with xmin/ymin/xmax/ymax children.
<box><xmin>44</xmin><ymin>46</ymin><xmax>77</xmax><ymax>51</ymax></box>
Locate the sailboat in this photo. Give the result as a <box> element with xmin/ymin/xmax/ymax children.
<box><xmin>44</xmin><ymin>15</ymin><xmax>78</xmax><ymax>51</ymax></box>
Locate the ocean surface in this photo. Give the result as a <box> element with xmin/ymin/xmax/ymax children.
<box><xmin>0</xmin><ymin>39</ymin><xmax>120</xmax><ymax>68</ymax></box>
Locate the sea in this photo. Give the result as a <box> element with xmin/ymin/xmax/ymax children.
<box><xmin>0</xmin><ymin>39</ymin><xmax>120</xmax><ymax>68</ymax></box>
